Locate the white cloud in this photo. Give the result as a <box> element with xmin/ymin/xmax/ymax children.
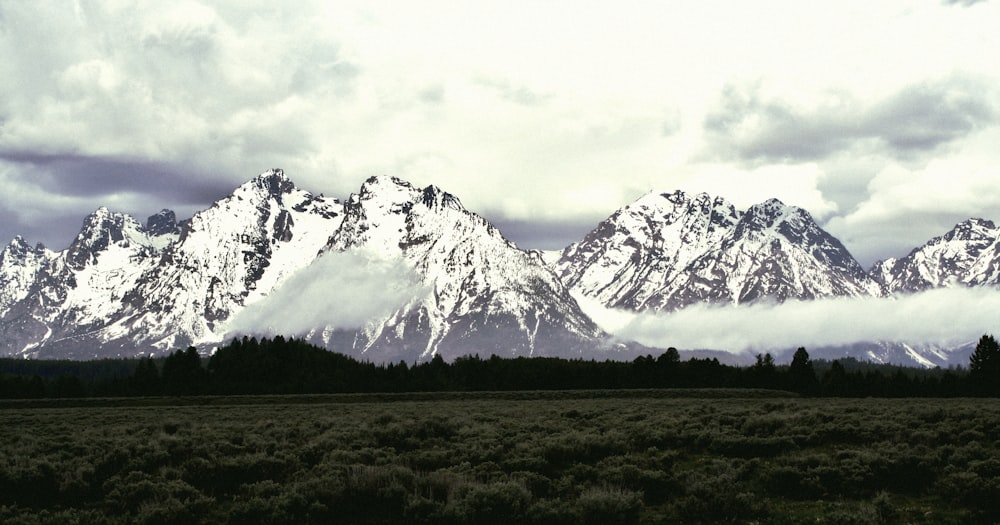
<box><xmin>224</xmin><ymin>249</ymin><xmax>430</xmax><ymax>339</ymax></box>
<box><xmin>667</xmin><ymin>163</ymin><xmax>839</xmax><ymax>220</ymax></box>
<box><xmin>578</xmin><ymin>287</ymin><xmax>1000</xmax><ymax>355</ymax></box>
<box><xmin>1</xmin><ymin>0</ymin><xmax>1000</xmax><ymax>267</ymax></box>
<box><xmin>824</xmin><ymin>128</ymin><xmax>1000</xmax><ymax>265</ymax></box>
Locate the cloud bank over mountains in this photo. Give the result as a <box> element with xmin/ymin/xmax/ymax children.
<box><xmin>579</xmin><ymin>287</ymin><xmax>1000</xmax><ymax>357</ymax></box>
<box><xmin>1</xmin><ymin>1</ymin><xmax>999</xmax><ymax>268</ymax></box>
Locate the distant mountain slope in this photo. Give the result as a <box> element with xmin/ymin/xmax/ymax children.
<box><xmin>871</xmin><ymin>218</ymin><xmax>1000</xmax><ymax>293</ymax></box>
<box><xmin>553</xmin><ymin>190</ymin><xmax>882</xmax><ymax>312</ymax></box>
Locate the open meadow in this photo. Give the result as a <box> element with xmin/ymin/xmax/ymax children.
<box><xmin>2</xmin><ymin>391</ymin><xmax>999</xmax><ymax>524</ymax></box>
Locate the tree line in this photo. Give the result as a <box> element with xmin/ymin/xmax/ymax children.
<box><xmin>2</xmin><ymin>334</ymin><xmax>999</xmax><ymax>399</ymax></box>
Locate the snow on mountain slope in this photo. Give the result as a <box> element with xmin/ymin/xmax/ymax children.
<box><xmin>0</xmin><ymin>169</ymin><xmax>343</xmax><ymax>358</ymax></box>
<box><xmin>554</xmin><ymin>190</ymin><xmax>740</xmax><ymax>309</ymax></box>
<box><xmin>0</xmin><ymin>207</ymin><xmax>175</xmax><ymax>357</ymax></box>
<box><xmin>0</xmin><ymin>170</ymin><xmax>609</xmax><ymax>361</ymax></box>
<box><xmin>311</xmin><ymin>175</ymin><xmax>607</xmax><ymax>361</ymax></box>
<box><xmin>871</xmin><ymin>218</ymin><xmax>1000</xmax><ymax>293</ymax></box>
<box><xmin>109</xmin><ymin>169</ymin><xmax>344</xmax><ymax>353</ymax></box>
<box><xmin>555</xmin><ymin>191</ymin><xmax>881</xmax><ymax>312</ymax></box>
<box><xmin>2</xmin><ymin>167</ymin><xmax>996</xmax><ymax>367</ymax></box>
<box><xmin>653</xmin><ymin>199</ymin><xmax>882</xmax><ymax>310</ymax></box>
<box><xmin>0</xmin><ymin>237</ymin><xmax>53</xmax><ymax>316</ymax></box>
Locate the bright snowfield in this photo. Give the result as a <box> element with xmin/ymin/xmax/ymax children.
<box><xmin>2</xmin><ymin>169</ymin><xmax>1000</xmax><ymax>366</ymax></box>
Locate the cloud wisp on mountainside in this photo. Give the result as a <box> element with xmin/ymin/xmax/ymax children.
<box><xmin>225</xmin><ymin>249</ymin><xmax>431</xmax><ymax>339</ymax></box>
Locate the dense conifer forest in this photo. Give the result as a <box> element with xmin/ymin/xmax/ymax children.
<box><xmin>2</xmin><ymin>334</ymin><xmax>997</xmax><ymax>399</ymax></box>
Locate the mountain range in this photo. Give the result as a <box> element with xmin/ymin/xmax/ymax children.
<box><xmin>1</xmin><ymin>169</ymin><xmax>997</xmax><ymax>366</ymax></box>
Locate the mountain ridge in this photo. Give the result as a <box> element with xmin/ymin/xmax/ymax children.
<box><xmin>552</xmin><ymin>189</ymin><xmax>883</xmax><ymax>312</ymax></box>
<box><xmin>0</xmin><ymin>169</ymin><xmax>996</xmax><ymax>366</ymax></box>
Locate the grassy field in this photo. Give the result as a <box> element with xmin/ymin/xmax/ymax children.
<box><xmin>2</xmin><ymin>391</ymin><xmax>999</xmax><ymax>524</ymax></box>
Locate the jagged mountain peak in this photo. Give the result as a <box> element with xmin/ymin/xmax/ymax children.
<box><xmin>736</xmin><ymin>200</ymin><xmax>828</xmax><ymax>245</ymax></box>
<box><xmin>0</xmin><ymin>235</ymin><xmax>53</xmax><ymax>316</ymax></box>
<box><xmin>871</xmin><ymin>217</ymin><xmax>1000</xmax><ymax>293</ymax></box>
<box><xmin>334</xmin><ymin>175</ymin><xmax>474</xmax><ymax>257</ymax></box>
<box><xmin>1</xmin><ymin>237</ymin><xmax>49</xmax><ymax>267</ymax></box>
<box><xmin>231</xmin><ymin>168</ymin><xmax>297</xmax><ymax>204</ymax></box>
<box><xmin>556</xmin><ymin>188</ymin><xmax>879</xmax><ymax>311</ymax></box>
<box><xmin>6</xmin><ymin>235</ymin><xmax>38</xmax><ymax>253</ymax></box>
<box><xmin>943</xmin><ymin>217</ymin><xmax>997</xmax><ymax>242</ymax></box>
<box><xmin>353</xmin><ymin>175</ymin><xmax>464</xmax><ymax>213</ymax></box>
<box><xmin>606</xmin><ymin>189</ymin><xmax>741</xmax><ymax>237</ymax></box>
<box><xmin>65</xmin><ymin>208</ymin><xmax>148</xmax><ymax>269</ymax></box>
<box><xmin>146</xmin><ymin>209</ymin><xmax>180</xmax><ymax>237</ymax></box>
<box><xmin>553</xmin><ymin>188</ymin><xmax>742</xmax><ymax>310</ymax></box>
<box><xmin>360</xmin><ymin>173</ymin><xmax>410</xmax><ymax>190</ymax></box>
<box><xmin>752</xmin><ymin>197</ymin><xmax>789</xmax><ymax>209</ymax></box>
<box><xmin>1</xmin><ymin>235</ymin><xmax>50</xmax><ymax>264</ymax></box>
<box><xmin>739</xmin><ymin>198</ymin><xmax>799</xmax><ymax>228</ymax></box>
<box><xmin>354</xmin><ymin>175</ymin><xmax>419</xmax><ymax>208</ymax></box>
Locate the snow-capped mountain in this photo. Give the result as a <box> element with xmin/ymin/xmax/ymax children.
<box><xmin>2</xmin><ymin>168</ymin><xmax>996</xmax><ymax>366</ymax></box>
<box><xmin>108</xmin><ymin>170</ymin><xmax>345</xmax><ymax>354</ymax></box>
<box><xmin>0</xmin><ymin>170</ymin><xmax>343</xmax><ymax>358</ymax></box>
<box><xmin>805</xmin><ymin>340</ymin><xmax>974</xmax><ymax>369</ymax></box>
<box><xmin>871</xmin><ymin>218</ymin><xmax>1000</xmax><ymax>293</ymax></box>
<box><xmin>0</xmin><ymin>170</ymin><xmax>611</xmax><ymax>361</ymax></box>
<box><xmin>553</xmin><ymin>190</ymin><xmax>882</xmax><ymax>312</ymax></box>
<box><xmin>0</xmin><ymin>207</ymin><xmax>176</xmax><ymax>357</ymax></box>
<box><xmin>308</xmin><ymin>175</ymin><xmax>605</xmax><ymax>361</ymax></box>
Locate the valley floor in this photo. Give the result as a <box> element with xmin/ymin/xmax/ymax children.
<box><xmin>1</xmin><ymin>391</ymin><xmax>998</xmax><ymax>524</ymax></box>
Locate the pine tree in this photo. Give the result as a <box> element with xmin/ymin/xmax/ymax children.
<box><xmin>788</xmin><ymin>347</ymin><xmax>818</xmax><ymax>394</ymax></box>
<box><xmin>969</xmin><ymin>334</ymin><xmax>1000</xmax><ymax>395</ymax></box>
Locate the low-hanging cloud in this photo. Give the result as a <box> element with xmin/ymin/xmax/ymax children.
<box><xmin>577</xmin><ymin>287</ymin><xmax>1000</xmax><ymax>355</ymax></box>
<box><xmin>224</xmin><ymin>250</ymin><xmax>431</xmax><ymax>339</ymax></box>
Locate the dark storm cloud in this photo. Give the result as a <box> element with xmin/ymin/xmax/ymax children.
<box><xmin>704</xmin><ymin>76</ymin><xmax>998</xmax><ymax>163</ymax></box>
<box><xmin>0</xmin><ymin>207</ymin><xmax>89</xmax><ymax>252</ymax></box>
<box><xmin>488</xmin><ymin>217</ymin><xmax>601</xmax><ymax>251</ymax></box>
<box><xmin>0</xmin><ymin>152</ymin><xmax>248</xmax><ymax>250</ymax></box>
<box><xmin>867</xmin><ymin>81</ymin><xmax>996</xmax><ymax>152</ymax></box>
<box><xmin>0</xmin><ymin>152</ymin><xmax>239</xmax><ymax>204</ymax></box>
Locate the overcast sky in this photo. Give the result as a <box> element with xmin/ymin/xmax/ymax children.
<box><xmin>2</xmin><ymin>1</ymin><xmax>999</xmax><ymax>267</ymax></box>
